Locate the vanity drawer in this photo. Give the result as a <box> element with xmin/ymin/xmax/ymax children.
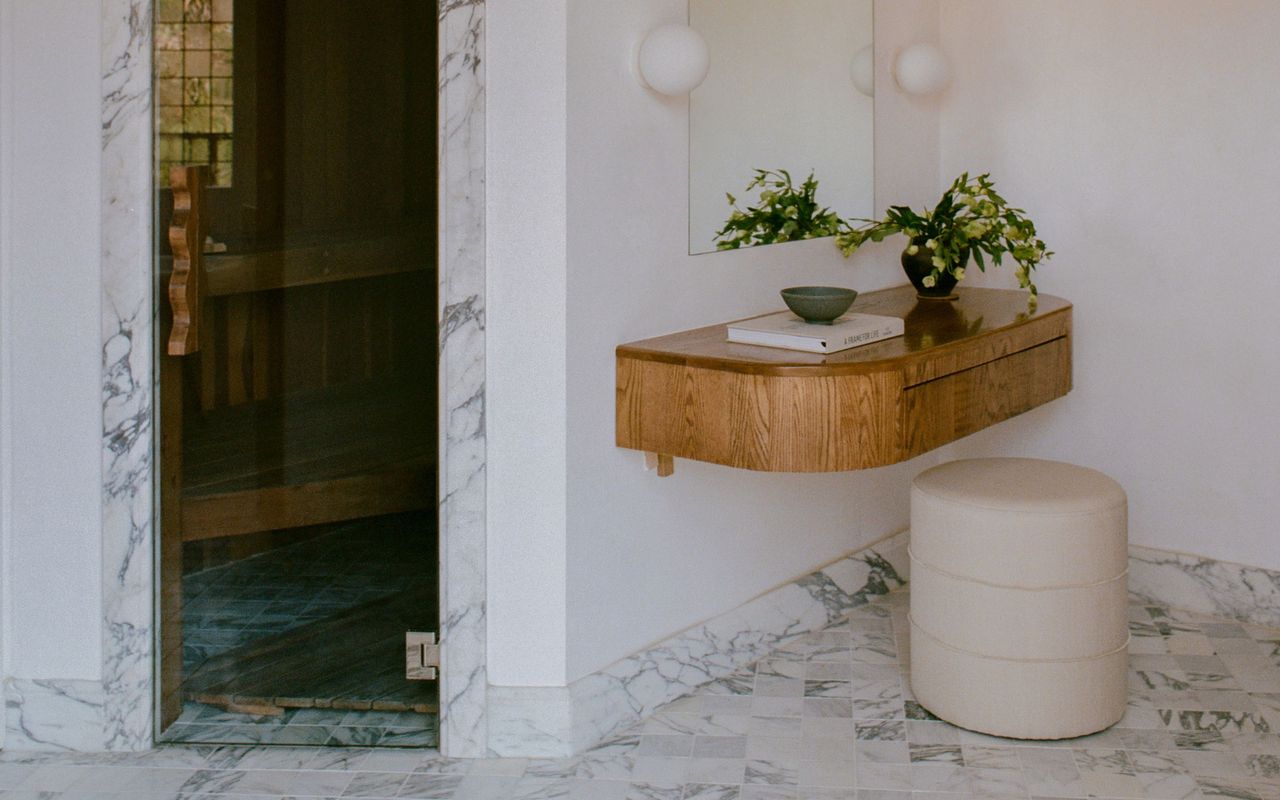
<box><xmin>900</xmin><ymin>336</ymin><xmax>1072</xmax><ymax>459</ymax></box>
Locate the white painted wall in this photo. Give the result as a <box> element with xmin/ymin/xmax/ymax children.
<box><xmin>486</xmin><ymin>0</ymin><xmax>570</xmax><ymax>687</ymax></box>
<box><xmin>688</xmin><ymin>0</ymin><xmax>874</xmax><ymax>253</ymax></box>
<box><xmin>0</xmin><ymin>0</ymin><xmax>9</xmax><ymax>730</ymax></box>
<box><xmin>487</xmin><ymin>0</ymin><xmax>945</xmax><ymax>686</ymax></box>
<box><xmin>938</xmin><ymin>0</ymin><xmax>1280</xmax><ymax>571</ymax></box>
<box><xmin>0</xmin><ymin>0</ymin><xmax>105</xmax><ymax>682</ymax></box>
<box><xmin>564</xmin><ymin>0</ymin><xmax>947</xmax><ymax>683</ymax></box>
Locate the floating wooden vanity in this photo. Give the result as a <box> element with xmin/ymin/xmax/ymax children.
<box><xmin>616</xmin><ymin>286</ymin><xmax>1072</xmax><ymax>475</ymax></box>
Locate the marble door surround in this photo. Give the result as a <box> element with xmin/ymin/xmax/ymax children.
<box><xmin>3</xmin><ymin>0</ymin><xmax>488</xmax><ymax>757</ymax></box>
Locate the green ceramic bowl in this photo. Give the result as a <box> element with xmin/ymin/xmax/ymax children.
<box><xmin>780</xmin><ymin>286</ymin><xmax>858</xmax><ymax>325</ymax></box>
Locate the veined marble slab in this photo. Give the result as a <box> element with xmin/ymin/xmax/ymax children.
<box><xmin>487</xmin><ymin>531</ymin><xmax>911</xmax><ymax>757</ymax></box>
<box><xmin>100</xmin><ymin>0</ymin><xmax>157</xmax><ymax>753</ymax></box>
<box><xmin>437</xmin><ymin>0</ymin><xmax>489</xmax><ymax>759</ymax></box>
<box><xmin>4</xmin><ymin>680</ymin><xmax>107</xmax><ymax>752</ymax></box>
<box><xmin>1130</xmin><ymin>545</ymin><xmax>1280</xmax><ymax>629</ymax></box>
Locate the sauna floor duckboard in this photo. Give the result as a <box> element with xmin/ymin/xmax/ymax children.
<box><xmin>166</xmin><ymin>511</ymin><xmax>438</xmax><ymax>746</ymax></box>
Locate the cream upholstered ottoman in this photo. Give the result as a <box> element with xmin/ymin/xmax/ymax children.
<box><xmin>908</xmin><ymin>458</ymin><xmax>1129</xmax><ymax>740</ymax></box>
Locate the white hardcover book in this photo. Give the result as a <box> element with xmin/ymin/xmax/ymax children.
<box><xmin>726</xmin><ymin>311</ymin><xmax>905</xmax><ymax>354</ymax></box>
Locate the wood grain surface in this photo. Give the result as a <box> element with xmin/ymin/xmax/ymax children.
<box><xmin>167</xmin><ymin>165</ymin><xmax>209</xmax><ymax>356</ymax></box>
<box><xmin>617</xmin><ymin>286</ymin><xmax>1072</xmax><ymax>473</ymax></box>
<box><xmin>617</xmin><ymin>286</ymin><xmax>1069</xmax><ymax>376</ymax></box>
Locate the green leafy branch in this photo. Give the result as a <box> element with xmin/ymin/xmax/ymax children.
<box><xmin>837</xmin><ymin>172</ymin><xmax>1052</xmax><ymax>306</ymax></box>
<box><xmin>714</xmin><ymin>169</ymin><xmax>847</xmax><ymax>249</ymax></box>
<box><xmin>715</xmin><ymin>170</ymin><xmax>1051</xmax><ymax>308</ymax></box>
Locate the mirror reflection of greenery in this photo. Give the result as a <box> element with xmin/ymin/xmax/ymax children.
<box><xmin>714</xmin><ymin>169</ymin><xmax>847</xmax><ymax>250</ymax></box>
<box><xmin>716</xmin><ymin>170</ymin><xmax>1051</xmax><ymax>309</ymax></box>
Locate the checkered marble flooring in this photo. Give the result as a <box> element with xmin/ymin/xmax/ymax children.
<box><xmin>3</xmin><ymin>589</ymin><xmax>1278</xmax><ymax>799</ymax></box>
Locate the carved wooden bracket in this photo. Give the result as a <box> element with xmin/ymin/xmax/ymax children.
<box><xmin>167</xmin><ymin>165</ymin><xmax>209</xmax><ymax>355</ymax></box>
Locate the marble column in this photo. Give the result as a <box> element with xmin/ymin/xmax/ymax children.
<box><xmin>437</xmin><ymin>0</ymin><xmax>489</xmax><ymax>759</ymax></box>
<box><xmin>101</xmin><ymin>0</ymin><xmax>156</xmax><ymax>751</ymax></box>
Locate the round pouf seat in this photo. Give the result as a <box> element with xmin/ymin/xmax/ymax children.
<box><xmin>908</xmin><ymin>457</ymin><xmax>1129</xmax><ymax>740</ymax></box>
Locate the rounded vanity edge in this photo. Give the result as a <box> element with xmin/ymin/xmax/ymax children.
<box><xmin>615</xmin><ymin>296</ymin><xmax>1072</xmax><ymax>378</ymax></box>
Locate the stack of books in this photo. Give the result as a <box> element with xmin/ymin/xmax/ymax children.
<box><xmin>727</xmin><ymin>311</ymin><xmax>904</xmax><ymax>354</ymax></box>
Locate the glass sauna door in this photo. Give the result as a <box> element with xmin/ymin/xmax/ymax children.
<box><xmin>155</xmin><ymin>0</ymin><xmax>439</xmax><ymax>747</ymax></box>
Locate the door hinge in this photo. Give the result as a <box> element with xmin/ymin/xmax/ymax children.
<box><xmin>405</xmin><ymin>631</ymin><xmax>440</xmax><ymax>680</ymax></box>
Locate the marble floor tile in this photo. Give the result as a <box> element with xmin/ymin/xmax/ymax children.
<box><xmin>6</xmin><ymin>591</ymin><xmax>1280</xmax><ymax>799</ymax></box>
<box><xmin>341</xmin><ymin>769</ymin><xmax>407</xmax><ymax>796</ymax></box>
<box><xmin>397</xmin><ymin>771</ymin><xmax>464</xmax><ymax>798</ymax></box>
<box><xmin>0</xmin><ymin>765</ymin><xmax>38</xmax><ymax>790</ymax></box>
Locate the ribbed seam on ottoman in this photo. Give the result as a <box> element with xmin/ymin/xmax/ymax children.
<box><xmin>909</xmin><ymin>614</ymin><xmax>1131</xmax><ymax>663</ymax></box>
<box><xmin>911</xmin><ymin>484</ymin><xmax>1128</xmax><ymax>516</ymax></box>
<box><xmin>908</xmin><ymin>546</ymin><xmax>1129</xmax><ymax>591</ymax></box>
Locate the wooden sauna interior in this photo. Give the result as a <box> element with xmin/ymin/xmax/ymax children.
<box><xmin>157</xmin><ymin>1</ymin><xmax>439</xmax><ymax>737</ymax></box>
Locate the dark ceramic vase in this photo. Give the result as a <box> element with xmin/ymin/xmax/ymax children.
<box><xmin>901</xmin><ymin>238</ymin><xmax>959</xmax><ymax>299</ymax></box>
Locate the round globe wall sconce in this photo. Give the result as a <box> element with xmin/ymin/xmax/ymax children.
<box><xmin>894</xmin><ymin>42</ymin><xmax>952</xmax><ymax>96</ymax></box>
<box><xmin>636</xmin><ymin>23</ymin><xmax>711</xmax><ymax>96</ymax></box>
<box><xmin>851</xmin><ymin>45</ymin><xmax>875</xmax><ymax>98</ymax></box>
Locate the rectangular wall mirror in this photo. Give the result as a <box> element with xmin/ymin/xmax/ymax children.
<box><xmin>689</xmin><ymin>0</ymin><xmax>875</xmax><ymax>255</ymax></box>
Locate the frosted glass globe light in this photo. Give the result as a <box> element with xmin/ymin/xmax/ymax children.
<box><xmin>850</xmin><ymin>45</ymin><xmax>875</xmax><ymax>97</ymax></box>
<box><xmin>894</xmin><ymin>43</ymin><xmax>952</xmax><ymax>96</ymax></box>
<box><xmin>637</xmin><ymin>23</ymin><xmax>710</xmax><ymax>96</ymax></box>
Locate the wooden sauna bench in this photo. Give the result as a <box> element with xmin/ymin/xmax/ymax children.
<box><xmin>179</xmin><ymin>378</ymin><xmax>435</xmax><ymax>542</ymax></box>
<box><xmin>193</xmin><ymin>225</ymin><xmax>432</xmax><ymax>295</ymax></box>
<box><xmin>162</xmin><ymin>167</ymin><xmax>436</xmax><ymax>544</ymax></box>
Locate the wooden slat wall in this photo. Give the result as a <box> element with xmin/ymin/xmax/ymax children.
<box><xmin>185</xmin><ymin>270</ymin><xmax>431</xmax><ymax>413</ymax></box>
